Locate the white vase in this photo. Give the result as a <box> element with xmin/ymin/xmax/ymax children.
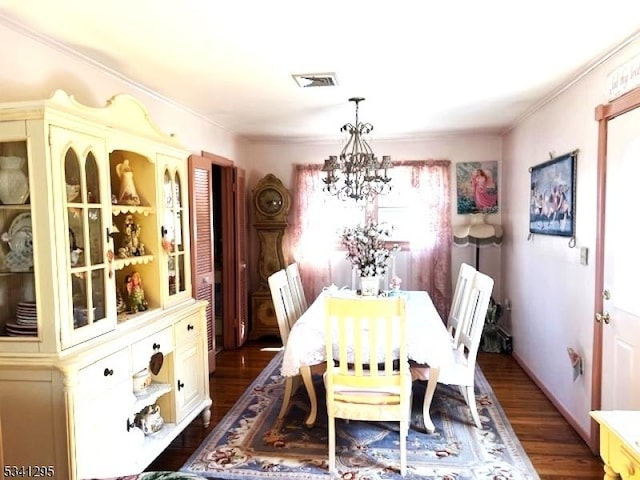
<box><xmin>0</xmin><ymin>156</ymin><xmax>29</xmax><ymax>204</ymax></box>
<box><xmin>360</xmin><ymin>276</ymin><xmax>380</xmax><ymax>296</ymax></box>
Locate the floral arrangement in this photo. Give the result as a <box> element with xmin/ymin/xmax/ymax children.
<box><xmin>340</xmin><ymin>221</ymin><xmax>400</xmax><ymax>277</ymax></box>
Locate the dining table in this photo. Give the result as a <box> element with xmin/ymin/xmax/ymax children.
<box><xmin>281</xmin><ymin>288</ymin><xmax>455</xmax><ymax>431</ymax></box>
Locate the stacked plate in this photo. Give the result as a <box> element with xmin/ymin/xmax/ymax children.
<box><xmin>6</xmin><ymin>301</ymin><xmax>38</xmax><ymax>336</ymax></box>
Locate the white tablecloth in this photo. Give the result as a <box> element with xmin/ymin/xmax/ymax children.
<box><xmin>281</xmin><ymin>289</ymin><xmax>454</xmax><ymax>377</ymax></box>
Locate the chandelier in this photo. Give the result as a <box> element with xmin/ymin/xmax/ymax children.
<box><xmin>322</xmin><ymin>97</ymin><xmax>392</xmax><ymax>202</ymax></box>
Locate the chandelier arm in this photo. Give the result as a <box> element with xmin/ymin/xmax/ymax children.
<box><xmin>323</xmin><ymin>97</ymin><xmax>392</xmax><ymax>202</ymax></box>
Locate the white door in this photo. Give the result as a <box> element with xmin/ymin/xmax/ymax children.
<box><xmin>602</xmin><ymin>106</ymin><xmax>640</xmax><ymax>409</ymax></box>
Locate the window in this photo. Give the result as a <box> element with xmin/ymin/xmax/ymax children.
<box><xmin>291</xmin><ymin>160</ymin><xmax>452</xmax><ymax>319</ymax></box>
<box><xmin>293</xmin><ymin>161</ymin><xmax>449</xmax><ymax>253</ymax></box>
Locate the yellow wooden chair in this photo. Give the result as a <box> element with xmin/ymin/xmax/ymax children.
<box><xmin>324</xmin><ymin>296</ymin><xmax>411</xmax><ymax>476</ymax></box>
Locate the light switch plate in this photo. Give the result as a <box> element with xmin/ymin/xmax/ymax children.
<box><xmin>580</xmin><ymin>247</ymin><xmax>588</xmax><ymax>265</ymax></box>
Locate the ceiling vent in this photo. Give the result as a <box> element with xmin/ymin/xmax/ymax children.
<box><xmin>292</xmin><ymin>73</ymin><xmax>338</xmax><ymax>88</ymax></box>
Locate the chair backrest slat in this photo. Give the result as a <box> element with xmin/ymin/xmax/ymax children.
<box><xmin>286</xmin><ymin>262</ymin><xmax>308</xmax><ymax>320</ymax></box>
<box><xmin>448</xmin><ymin>262</ymin><xmax>477</xmax><ymax>344</ymax></box>
<box><xmin>456</xmin><ymin>271</ymin><xmax>494</xmax><ymax>367</ymax></box>
<box><xmin>268</xmin><ymin>269</ymin><xmax>297</xmax><ymax>346</ymax></box>
<box><xmin>325</xmin><ymin>296</ymin><xmax>407</xmax><ymax>390</ymax></box>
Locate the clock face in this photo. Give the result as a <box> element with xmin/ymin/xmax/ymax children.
<box><xmin>257</xmin><ymin>187</ymin><xmax>284</xmax><ymax>216</ymax></box>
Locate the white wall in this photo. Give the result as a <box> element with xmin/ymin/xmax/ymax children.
<box><xmin>502</xmin><ymin>35</ymin><xmax>640</xmax><ymax>438</ymax></box>
<box><xmin>0</xmin><ymin>21</ymin><xmax>242</xmax><ymax>162</ymax></box>
<box><xmin>0</xmin><ymin>18</ymin><xmax>504</xmax><ymax>313</ymax></box>
<box><xmin>240</xmin><ymin>135</ymin><xmax>504</xmax><ymax>296</ymax></box>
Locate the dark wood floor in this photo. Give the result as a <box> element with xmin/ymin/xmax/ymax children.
<box><xmin>148</xmin><ymin>338</ymin><xmax>605</xmax><ymax>479</ymax></box>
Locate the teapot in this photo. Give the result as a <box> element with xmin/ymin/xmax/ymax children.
<box><xmin>135</xmin><ymin>404</ymin><xmax>164</xmax><ymax>436</ymax></box>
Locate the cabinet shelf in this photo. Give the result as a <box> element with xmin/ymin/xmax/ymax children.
<box><xmin>0</xmin><ymin>269</ymin><xmax>34</xmax><ymax>276</ymax></box>
<box><xmin>114</xmin><ymin>255</ymin><xmax>154</xmax><ymax>269</ymax></box>
<box><xmin>0</xmin><ymin>204</ymin><xmax>31</xmax><ymax>211</ymax></box>
<box><xmin>132</xmin><ymin>383</ymin><xmax>172</xmax><ymax>413</ymax></box>
<box><xmin>112</xmin><ymin>205</ymin><xmax>154</xmax><ymax>216</ymax></box>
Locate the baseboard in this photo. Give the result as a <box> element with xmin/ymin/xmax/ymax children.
<box><xmin>511</xmin><ymin>352</ymin><xmax>592</xmax><ymax>447</ymax></box>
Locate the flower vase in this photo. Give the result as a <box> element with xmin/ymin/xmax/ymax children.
<box><xmin>360</xmin><ymin>276</ymin><xmax>380</xmax><ymax>296</ymax></box>
<box><xmin>0</xmin><ymin>156</ymin><xmax>29</xmax><ymax>205</ymax></box>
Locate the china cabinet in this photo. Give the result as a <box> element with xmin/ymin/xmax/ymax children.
<box><xmin>0</xmin><ymin>91</ymin><xmax>211</xmax><ymax>479</ymax></box>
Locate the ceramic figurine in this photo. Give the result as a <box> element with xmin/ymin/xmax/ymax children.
<box><xmin>121</xmin><ymin>214</ymin><xmax>143</xmax><ymax>257</ymax></box>
<box><xmin>135</xmin><ymin>404</ymin><xmax>164</xmax><ymax>435</ymax></box>
<box><xmin>116</xmin><ymin>159</ymin><xmax>141</xmax><ymax>205</ymax></box>
<box><xmin>126</xmin><ymin>271</ymin><xmax>148</xmax><ymax>313</ymax></box>
<box><xmin>116</xmin><ymin>287</ymin><xmax>126</xmax><ymax>314</ymax></box>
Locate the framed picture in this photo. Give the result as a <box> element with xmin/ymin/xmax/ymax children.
<box><xmin>529</xmin><ymin>150</ymin><xmax>577</xmax><ymax>237</ymax></box>
<box><xmin>456</xmin><ymin>161</ymin><xmax>498</xmax><ymax>214</ymax></box>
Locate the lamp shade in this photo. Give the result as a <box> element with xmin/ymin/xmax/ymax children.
<box><xmin>453</xmin><ymin>214</ymin><xmax>503</xmax><ymax>270</ymax></box>
<box><xmin>453</xmin><ymin>213</ymin><xmax>503</xmax><ymax>247</ymax></box>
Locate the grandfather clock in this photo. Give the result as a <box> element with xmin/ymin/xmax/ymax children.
<box><xmin>250</xmin><ymin>173</ymin><xmax>291</xmax><ymax>339</ymax></box>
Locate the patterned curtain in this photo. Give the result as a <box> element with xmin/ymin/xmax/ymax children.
<box><xmin>289</xmin><ymin>160</ymin><xmax>452</xmax><ymax>320</ymax></box>
<box><xmin>288</xmin><ymin>164</ymin><xmax>361</xmax><ymax>301</ymax></box>
<box><xmin>398</xmin><ymin>160</ymin><xmax>452</xmax><ymax>320</ymax></box>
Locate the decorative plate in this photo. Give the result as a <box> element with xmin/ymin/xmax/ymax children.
<box><xmin>8</xmin><ymin>212</ymin><xmax>33</xmax><ymax>256</ymax></box>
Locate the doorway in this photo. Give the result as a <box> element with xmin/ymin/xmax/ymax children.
<box><xmin>212</xmin><ymin>164</ymin><xmax>224</xmax><ymax>354</ymax></box>
<box><xmin>592</xmin><ymin>87</ymin><xmax>640</xmax><ymax>451</ymax></box>
<box><xmin>189</xmin><ymin>152</ymin><xmax>248</xmax><ymax>373</ymax></box>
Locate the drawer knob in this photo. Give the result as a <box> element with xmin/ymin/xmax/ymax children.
<box><xmin>103</xmin><ymin>368</ymin><xmax>114</xmax><ymax>377</ymax></box>
<box><xmin>177</xmin><ymin>380</ymin><xmax>185</xmax><ymax>391</ymax></box>
<box><xmin>187</xmin><ymin>324</ymin><xmax>194</xmax><ymax>331</ymax></box>
<box><xmin>153</xmin><ymin>343</ymin><xmax>161</xmax><ymax>351</ymax></box>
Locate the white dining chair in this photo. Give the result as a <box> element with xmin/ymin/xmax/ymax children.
<box><xmin>324</xmin><ymin>296</ymin><xmax>411</xmax><ymax>476</ymax></box>
<box><xmin>448</xmin><ymin>262</ymin><xmax>477</xmax><ymax>346</ymax></box>
<box><xmin>286</xmin><ymin>262</ymin><xmax>308</xmax><ymax>320</ymax></box>
<box><xmin>268</xmin><ymin>269</ymin><xmax>298</xmax><ymax>344</ymax></box>
<box><xmin>410</xmin><ymin>271</ymin><xmax>494</xmax><ymax>429</ymax></box>
<box><xmin>268</xmin><ymin>269</ymin><xmax>300</xmax><ymax>417</ymax></box>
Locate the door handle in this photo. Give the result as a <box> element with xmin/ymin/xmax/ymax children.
<box><xmin>595</xmin><ymin>312</ymin><xmax>611</xmax><ymax>324</ymax></box>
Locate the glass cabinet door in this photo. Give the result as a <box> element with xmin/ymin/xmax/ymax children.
<box><xmin>51</xmin><ymin>127</ymin><xmax>114</xmax><ymax>348</ymax></box>
<box><xmin>66</xmin><ymin>150</ymin><xmax>108</xmax><ymax>323</ymax></box>
<box><xmin>64</xmin><ymin>149</ymin><xmax>107</xmax><ymax>329</ymax></box>
<box><xmin>162</xmin><ymin>168</ymin><xmax>188</xmax><ymax>301</ymax></box>
<box><xmin>0</xmin><ymin>138</ymin><xmax>36</xmax><ymax>341</ymax></box>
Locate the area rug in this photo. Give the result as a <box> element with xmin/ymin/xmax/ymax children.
<box><xmin>181</xmin><ymin>352</ymin><xmax>540</xmax><ymax>479</ymax></box>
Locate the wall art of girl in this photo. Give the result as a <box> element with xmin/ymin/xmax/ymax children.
<box><xmin>456</xmin><ymin>161</ymin><xmax>499</xmax><ymax>214</ymax></box>
<box><xmin>470</xmin><ymin>168</ymin><xmax>498</xmax><ymax>212</ymax></box>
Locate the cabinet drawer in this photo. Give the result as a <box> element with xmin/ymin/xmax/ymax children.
<box><xmin>78</xmin><ymin>348</ymin><xmax>130</xmax><ymax>392</ymax></box>
<box><xmin>131</xmin><ymin>327</ymin><xmax>174</xmax><ymax>373</ymax></box>
<box><xmin>175</xmin><ymin>315</ymin><xmax>201</xmax><ymax>345</ymax></box>
<box><xmin>607</xmin><ymin>432</ymin><xmax>640</xmax><ymax>479</ymax></box>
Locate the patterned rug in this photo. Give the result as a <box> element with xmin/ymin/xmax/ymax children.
<box><xmin>181</xmin><ymin>352</ymin><xmax>539</xmax><ymax>479</ymax></box>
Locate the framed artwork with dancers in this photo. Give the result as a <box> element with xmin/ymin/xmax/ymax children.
<box><xmin>529</xmin><ymin>150</ymin><xmax>577</xmax><ymax>237</ymax></box>
<box><xmin>456</xmin><ymin>161</ymin><xmax>499</xmax><ymax>214</ymax></box>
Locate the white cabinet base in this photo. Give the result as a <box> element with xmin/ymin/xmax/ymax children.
<box><xmin>0</xmin><ymin>300</ymin><xmax>211</xmax><ymax>480</ymax></box>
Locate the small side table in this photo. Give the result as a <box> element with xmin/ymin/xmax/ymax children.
<box><xmin>590</xmin><ymin>410</ymin><xmax>640</xmax><ymax>479</ymax></box>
